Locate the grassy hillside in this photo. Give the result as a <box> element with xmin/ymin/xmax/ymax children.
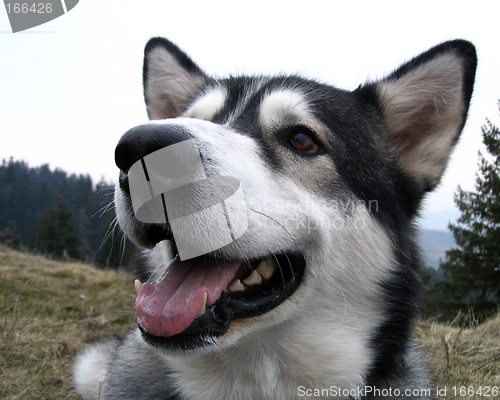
<box><xmin>0</xmin><ymin>246</ymin><xmax>136</xmax><ymax>400</ymax></box>
<box><xmin>418</xmin><ymin>316</ymin><xmax>500</xmax><ymax>397</ymax></box>
<box><xmin>1</xmin><ymin>245</ymin><xmax>499</xmax><ymax>399</ymax></box>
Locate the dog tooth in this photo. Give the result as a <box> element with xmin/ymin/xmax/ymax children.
<box><xmin>134</xmin><ymin>279</ymin><xmax>142</xmax><ymax>295</ymax></box>
<box><xmin>267</xmin><ymin>257</ymin><xmax>277</xmax><ymax>275</ymax></box>
<box><xmin>255</xmin><ymin>260</ymin><xmax>268</xmax><ymax>278</ymax></box>
<box><xmin>242</xmin><ymin>270</ymin><xmax>262</xmax><ymax>286</ymax></box>
<box><xmin>227</xmin><ymin>279</ymin><xmax>245</xmax><ymax>293</ymax></box>
<box><xmin>256</xmin><ymin>258</ymin><xmax>276</xmax><ymax>280</ymax></box>
<box><xmin>197</xmin><ymin>292</ymin><xmax>208</xmax><ymax>317</ymax></box>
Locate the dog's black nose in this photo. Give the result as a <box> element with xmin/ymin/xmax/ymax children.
<box><xmin>115</xmin><ymin>123</ymin><xmax>194</xmax><ymax>173</ymax></box>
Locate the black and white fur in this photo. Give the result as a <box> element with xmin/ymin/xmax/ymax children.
<box><xmin>74</xmin><ymin>38</ymin><xmax>476</xmax><ymax>399</ymax></box>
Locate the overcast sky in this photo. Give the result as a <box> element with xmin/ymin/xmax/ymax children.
<box><xmin>1</xmin><ymin>0</ymin><xmax>499</xmax><ymax>230</ymax></box>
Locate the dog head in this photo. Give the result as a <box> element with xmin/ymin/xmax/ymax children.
<box><xmin>114</xmin><ymin>38</ymin><xmax>476</xmax><ymax>354</ymax></box>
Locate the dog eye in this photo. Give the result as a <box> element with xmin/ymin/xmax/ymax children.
<box><xmin>289</xmin><ymin>131</ymin><xmax>321</xmax><ymax>154</ymax></box>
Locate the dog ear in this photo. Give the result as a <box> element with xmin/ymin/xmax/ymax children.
<box><xmin>361</xmin><ymin>40</ymin><xmax>477</xmax><ymax>192</ymax></box>
<box><xmin>143</xmin><ymin>37</ymin><xmax>207</xmax><ymax>120</ymax></box>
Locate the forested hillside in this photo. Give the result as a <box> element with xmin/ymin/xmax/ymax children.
<box><xmin>0</xmin><ymin>158</ymin><xmax>133</xmax><ymax>267</ymax></box>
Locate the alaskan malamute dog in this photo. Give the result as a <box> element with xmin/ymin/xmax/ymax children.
<box><xmin>74</xmin><ymin>38</ymin><xmax>476</xmax><ymax>399</ymax></box>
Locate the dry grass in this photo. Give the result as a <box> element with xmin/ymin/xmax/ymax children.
<box><xmin>0</xmin><ymin>245</ymin><xmax>136</xmax><ymax>400</ymax></box>
<box><xmin>417</xmin><ymin>314</ymin><xmax>500</xmax><ymax>399</ymax></box>
<box><xmin>0</xmin><ymin>245</ymin><xmax>499</xmax><ymax>399</ymax></box>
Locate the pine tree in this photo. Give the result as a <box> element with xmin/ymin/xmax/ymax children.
<box><xmin>438</xmin><ymin>103</ymin><xmax>500</xmax><ymax>319</ymax></box>
<box><xmin>36</xmin><ymin>204</ymin><xmax>80</xmax><ymax>259</ymax></box>
<box><xmin>0</xmin><ymin>219</ymin><xmax>21</xmax><ymax>248</ymax></box>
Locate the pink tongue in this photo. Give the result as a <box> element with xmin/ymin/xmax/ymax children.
<box><xmin>135</xmin><ymin>257</ymin><xmax>244</xmax><ymax>337</ymax></box>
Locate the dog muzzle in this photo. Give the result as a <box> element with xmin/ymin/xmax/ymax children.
<box><xmin>127</xmin><ymin>134</ymin><xmax>248</xmax><ymax>260</ymax></box>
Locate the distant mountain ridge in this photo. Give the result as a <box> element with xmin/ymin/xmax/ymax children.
<box><xmin>418</xmin><ymin>229</ymin><xmax>456</xmax><ymax>269</ymax></box>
